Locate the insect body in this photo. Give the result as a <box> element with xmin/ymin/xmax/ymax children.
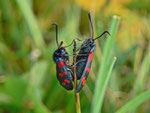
<box><xmin>76</xmin><ymin>13</ymin><xmax>110</xmax><ymax>92</ymax></box>
<box><xmin>52</xmin><ymin>23</ymin><xmax>73</xmax><ymax>90</ymax></box>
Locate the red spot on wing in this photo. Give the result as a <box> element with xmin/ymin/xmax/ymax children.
<box><xmin>58</xmin><ymin>71</ymin><xmax>67</xmax><ymax>77</ymax></box>
<box><xmin>61</xmin><ymin>61</ymin><xmax>65</xmax><ymax>67</ymax></box>
<box><xmin>86</xmin><ymin>67</ymin><xmax>90</xmax><ymax>72</ymax></box>
<box><xmin>64</xmin><ymin>79</ymin><xmax>70</xmax><ymax>83</ymax></box>
<box><xmin>58</xmin><ymin>62</ymin><xmax>62</xmax><ymax>68</ymax></box>
<box><xmin>62</xmin><ymin>79</ymin><xmax>70</xmax><ymax>86</ymax></box>
<box><xmin>88</xmin><ymin>51</ymin><xmax>94</xmax><ymax>61</ymax></box>
<box><xmin>82</xmin><ymin>77</ymin><xmax>86</xmax><ymax>85</ymax></box>
<box><xmin>62</xmin><ymin>82</ymin><xmax>66</xmax><ymax>86</ymax></box>
<box><xmin>58</xmin><ymin>60</ymin><xmax>66</xmax><ymax>68</ymax></box>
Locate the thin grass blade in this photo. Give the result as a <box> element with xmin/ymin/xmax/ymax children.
<box><xmin>92</xmin><ymin>16</ymin><xmax>120</xmax><ymax>113</ymax></box>
<box><xmin>16</xmin><ymin>0</ymin><xmax>45</xmax><ymax>49</ymax></box>
<box><xmin>134</xmin><ymin>47</ymin><xmax>150</xmax><ymax>93</ymax></box>
<box><xmin>116</xmin><ymin>89</ymin><xmax>150</xmax><ymax>113</ymax></box>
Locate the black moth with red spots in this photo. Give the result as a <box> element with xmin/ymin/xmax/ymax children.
<box><xmin>76</xmin><ymin>13</ymin><xmax>110</xmax><ymax>92</ymax></box>
<box><xmin>52</xmin><ymin>23</ymin><xmax>74</xmax><ymax>90</ymax></box>
<box><xmin>52</xmin><ymin>13</ymin><xmax>110</xmax><ymax>92</ymax></box>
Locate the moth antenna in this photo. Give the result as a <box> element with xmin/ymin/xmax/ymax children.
<box><xmin>58</xmin><ymin>41</ymin><xmax>63</xmax><ymax>48</ymax></box>
<box><xmin>88</xmin><ymin>12</ymin><xmax>94</xmax><ymax>39</ymax></box>
<box><xmin>64</xmin><ymin>38</ymin><xmax>84</xmax><ymax>48</ymax></box>
<box><xmin>94</xmin><ymin>31</ymin><xmax>110</xmax><ymax>40</ymax></box>
<box><xmin>64</xmin><ymin>41</ymin><xmax>73</xmax><ymax>48</ymax></box>
<box><xmin>52</xmin><ymin>23</ymin><xmax>59</xmax><ymax>48</ymax></box>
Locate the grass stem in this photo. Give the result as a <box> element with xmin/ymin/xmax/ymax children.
<box><xmin>73</xmin><ymin>39</ymin><xmax>81</xmax><ymax>113</ymax></box>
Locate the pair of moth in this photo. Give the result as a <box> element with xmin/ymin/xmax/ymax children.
<box><xmin>53</xmin><ymin>13</ymin><xmax>110</xmax><ymax>93</ymax></box>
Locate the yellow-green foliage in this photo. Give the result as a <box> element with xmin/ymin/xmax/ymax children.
<box><xmin>0</xmin><ymin>0</ymin><xmax>150</xmax><ymax>113</ymax></box>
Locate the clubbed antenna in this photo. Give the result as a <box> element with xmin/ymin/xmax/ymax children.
<box><xmin>94</xmin><ymin>31</ymin><xmax>110</xmax><ymax>40</ymax></box>
<box><xmin>52</xmin><ymin>23</ymin><xmax>59</xmax><ymax>48</ymax></box>
<box><xmin>59</xmin><ymin>41</ymin><xmax>63</xmax><ymax>48</ymax></box>
<box><xmin>88</xmin><ymin>12</ymin><xmax>94</xmax><ymax>39</ymax></box>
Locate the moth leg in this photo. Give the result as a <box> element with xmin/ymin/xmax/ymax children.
<box><xmin>71</xmin><ymin>59</ymin><xmax>86</xmax><ymax>68</ymax></box>
<box><xmin>66</xmin><ymin>60</ymin><xmax>70</xmax><ymax>66</ymax></box>
<box><xmin>76</xmin><ymin>42</ymin><xmax>88</xmax><ymax>51</ymax></box>
<box><xmin>77</xmin><ymin>53</ymin><xmax>90</xmax><ymax>56</ymax></box>
<box><xmin>66</xmin><ymin>68</ymin><xmax>73</xmax><ymax>75</ymax></box>
<box><xmin>64</xmin><ymin>38</ymin><xmax>85</xmax><ymax>48</ymax></box>
<box><xmin>65</xmin><ymin>53</ymin><xmax>90</xmax><ymax>57</ymax></box>
<box><xmin>64</xmin><ymin>54</ymin><xmax>75</xmax><ymax>57</ymax></box>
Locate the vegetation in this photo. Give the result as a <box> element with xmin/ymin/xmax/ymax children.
<box><xmin>0</xmin><ymin>0</ymin><xmax>150</xmax><ymax>113</ymax></box>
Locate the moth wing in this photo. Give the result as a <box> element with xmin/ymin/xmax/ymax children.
<box><xmin>76</xmin><ymin>49</ymin><xmax>95</xmax><ymax>93</ymax></box>
<box><xmin>56</xmin><ymin>58</ymin><xmax>73</xmax><ymax>90</ymax></box>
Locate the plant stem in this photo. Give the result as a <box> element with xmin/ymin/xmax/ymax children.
<box><xmin>73</xmin><ymin>39</ymin><xmax>81</xmax><ymax>113</ymax></box>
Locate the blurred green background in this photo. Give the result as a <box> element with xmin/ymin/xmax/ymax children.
<box><xmin>0</xmin><ymin>0</ymin><xmax>150</xmax><ymax>113</ymax></box>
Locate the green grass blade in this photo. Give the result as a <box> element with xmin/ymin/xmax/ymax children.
<box><xmin>116</xmin><ymin>89</ymin><xmax>150</xmax><ymax>113</ymax></box>
<box><xmin>92</xmin><ymin>57</ymin><xmax>117</xmax><ymax>113</ymax></box>
<box><xmin>30</xmin><ymin>61</ymin><xmax>48</xmax><ymax>87</ymax></box>
<box><xmin>16</xmin><ymin>0</ymin><xmax>45</xmax><ymax>49</ymax></box>
<box><xmin>28</xmin><ymin>61</ymin><xmax>50</xmax><ymax>113</ymax></box>
<box><xmin>92</xmin><ymin>16</ymin><xmax>120</xmax><ymax>113</ymax></box>
<box><xmin>104</xmin><ymin>57</ymin><xmax>117</xmax><ymax>91</ymax></box>
<box><xmin>30</xmin><ymin>87</ymin><xmax>51</xmax><ymax>113</ymax></box>
<box><xmin>134</xmin><ymin>47</ymin><xmax>150</xmax><ymax>93</ymax></box>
